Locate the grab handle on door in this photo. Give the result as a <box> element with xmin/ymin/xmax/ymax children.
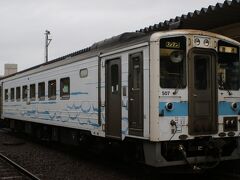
<box><xmin>193</xmin><ymin>94</ymin><xmax>197</xmax><ymax>97</ymax></box>
<box><xmin>130</xmin><ymin>98</ymin><xmax>134</xmax><ymax>101</ymax></box>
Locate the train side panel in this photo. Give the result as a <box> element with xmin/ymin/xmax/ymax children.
<box><xmin>1</xmin><ymin>43</ymin><xmax>150</xmax><ymax>140</ymax></box>
<box><xmin>2</xmin><ymin>57</ymin><xmax>102</xmax><ymax>134</ymax></box>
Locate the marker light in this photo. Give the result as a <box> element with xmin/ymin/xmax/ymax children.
<box><xmin>194</xmin><ymin>38</ymin><xmax>200</xmax><ymax>46</ymax></box>
<box><xmin>204</xmin><ymin>39</ymin><xmax>210</xmax><ymax>46</ymax></box>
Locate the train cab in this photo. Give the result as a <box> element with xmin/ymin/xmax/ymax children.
<box><xmin>145</xmin><ymin>30</ymin><xmax>240</xmax><ymax>167</ymax></box>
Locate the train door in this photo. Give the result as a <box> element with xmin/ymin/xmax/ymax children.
<box><xmin>128</xmin><ymin>52</ymin><xmax>143</xmax><ymax>136</ymax></box>
<box><xmin>105</xmin><ymin>58</ymin><xmax>122</xmax><ymax>139</ymax></box>
<box><xmin>188</xmin><ymin>49</ymin><xmax>217</xmax><ymax>135</ymax></box>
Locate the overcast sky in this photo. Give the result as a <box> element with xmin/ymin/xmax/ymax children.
<box><xmin>0</xmin><ymin>0</ymin><xmax>226</xmax><ymax>75</ymax></box>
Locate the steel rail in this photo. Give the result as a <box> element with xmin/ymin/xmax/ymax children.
<box><xmin>0</xmin><ymin>152</ymin><xmax>40</xmax><ymax>180</ymax></box>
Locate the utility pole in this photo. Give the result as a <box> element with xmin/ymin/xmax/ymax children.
<box><xmin>45</xmin><ymin>30</ymin><xmax>52</xmax><ymax>63</ymax></box>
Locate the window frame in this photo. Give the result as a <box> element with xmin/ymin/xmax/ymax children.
<box><xmin>79</xmin><ymin>68</ymin><xmax>88</xmax><ymax>78</ymax></box>
<box><xmin>10</xmin><ymin>88</ymin><xmax>15</xmax><ymax>101</ymax></box>
<box><xmin>48</xmin><ymin>80</ymin><xmax>56</xmax><ymax>100</ymax></box>
<box><xmin>217</xmin><ymin>40</ymin><xmax>240</xmax><ymax>90</ymax></box>
<box><xmin>60</xmin><ymin>77</ymin><xmax>70</xmax><ymax>100</ymax></box>
<box><xmin>4</xmin><ymin>89</ymin><xmax>8</xmax><ymax>102</ymax></box>
<box><xmin>22</xmin><ymin>85</ymin><xmax>28</xmax><ymax>101</ymax></box>
<box><xmin>38</xmin><ymin>82</ymin><xmax>45</xmax><ymax>101</ymax></box>
<box><xmin>30</xmin><ymin>84</ymin><xmax>36</xmax><ymax>101</ymax></box>
<box><xmin>159</xmin><ymin>36</ymin><xmax>187</xmax><ymax>89</ymax></box>
<box><xmin>16</xmin><ymin>87</ymin><xmax>21</xmax><ymax>101</ymax></box>
<box><xmin>110</xmin><ymin>64</ymin><xmax>119</xmax><ymax>94</ymax></box>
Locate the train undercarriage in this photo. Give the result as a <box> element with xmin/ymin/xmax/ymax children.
<box><xmin>1</xmin><ymin>118</ymin><xmax>239</xmax><ymax>171</ymax></box>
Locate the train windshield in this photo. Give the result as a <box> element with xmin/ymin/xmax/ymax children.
<box><xmin>160</xmin><ymin>36</ymin><xmax>186</xmax><ymax>89</ymax></box>
<box><xmin>218</xmin><ymin>40</ymin><xmax>240</xmax><ymax>90</ymax></box>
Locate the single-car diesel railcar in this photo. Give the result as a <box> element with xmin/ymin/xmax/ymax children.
<box><xmin>0</xmin><ymin>29</ymin><xmax>240</xmax><ymax>168</ymax></box>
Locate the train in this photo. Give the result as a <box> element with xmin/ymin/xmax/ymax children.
<box><xmin>0</xmin><ymin>29</ymin><xmax>240</xmax><ymax>169</ymax></box>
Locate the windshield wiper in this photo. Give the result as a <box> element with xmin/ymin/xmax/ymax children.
<box><xmin>173</xmin><ymin>77</ymin><xmax>182</xmax><ymax>95</ymax></box>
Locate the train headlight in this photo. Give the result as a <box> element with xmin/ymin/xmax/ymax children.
<box><xmin>231</xmin><ymin>102</ymin><xmax>238</xmax><ymax>111</ymax></box>
<box><xmin>165</xmin><ymin>102</ymin><xmax>174</xmax><ymax>111</ymax></box>
<box><xmin>204</xmin><ymin>39</ymin><xmax>210</xmax><ymax>46</ymax></box>
<box><xmin>194</xmin><ymin>38</ymin><xmax>200</xmax><ymax>46</ymax></box>
<box><xmin>223</xmin><ymin>117</ymin><xmax>238</xmax><ymax>132</ymax></box>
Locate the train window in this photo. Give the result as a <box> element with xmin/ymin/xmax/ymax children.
<box><xmin>22</xmin><ymin>85</ymin><xmax>28</xmax><ymax>101</ymax></box>
<box><xmin>194</xmin><ymin>56</ymin><xmax>209</xmax><ymax>90</ymax></box>
<box><xmin>60</xmin><ymin>77</ymin><xmax>70</xmax><ymax>99</ymax></box>
<box><xmin>132</xmin><ymin>57</ymin><xmax>141</xmax><ymax>90</ymax></box>
<box><xmin>38</xmin><ymin>82</ymin><xmax>45</xmax><ymax>100</ymax></box>
<box><xmin>48</xmin><ymin>80</ymin><xmax>56</xmax><ymax>100</ymax></box>
<box><xmin>10</xmin><ymin>88</ymin><xmax>15</xmax><ymax>101</ymax></box>
<box><xmin>4</xmin><ymin>89</ymin><xmax>8</xmax><ymax>101</ymax></box>
<box><xmin>111</xmin><ymin>64</ymin><xmax>119</xmax><ymax>93</ymax></box>
<box><xmin>30</xmin><ymin>84</ymin><xmax>36</xmax><ymax>101</ymax></box>
<box><xmin>80</xmin><ymin>68</ymin><xmax>88</xmax><ymax>78</ymax></box>
<box><xmin>160</xmin><ymin>36</ymin><xmax>186</xmax><ymax>89</ymax></box>
<box><xmin>16</xmin><ymin>87</ymin><xmax>21</xmax><ymax>101</ymax></box>
<box><xmin>218</xmin><ymin>40</ymin><xmax>240</xmax><ymax>90</ymax></box>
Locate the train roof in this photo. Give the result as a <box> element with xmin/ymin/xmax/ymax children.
<box><xmin>1</xmin><ymin>0</ymin><xmax>240</xmax><ymax>80</ymax></box>
<box><xmin>137</xmin><ymin>0</ymin><xmax>240</xmax><ymax>33</ymax></box>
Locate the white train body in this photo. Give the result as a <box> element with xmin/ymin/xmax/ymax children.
<box><xmin>1</xmin><ymin>42</ymin><xmax>150</xmax><ymax>139</ymax></box>
<box><xmin>1</xmin><ymin>30</ymin><xmax>240</xmax><ymax>167</ymax></box>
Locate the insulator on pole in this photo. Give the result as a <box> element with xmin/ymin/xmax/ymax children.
<box><xmin>45</xmin><ymin>30</ymin><xmax>52</xmax><ymax>63</ymax></box>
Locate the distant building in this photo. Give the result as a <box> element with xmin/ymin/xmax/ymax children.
<box><xmin>4</xmin><ymin>64</ymin><xmax>17</xmax><ymax>76</ymax></box>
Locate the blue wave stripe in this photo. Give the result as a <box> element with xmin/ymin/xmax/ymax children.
<box><xmin>159</xmin><ymin>101</ymin><xmax>240</xmax><ymax>116</ymax></box>
<box><xmin>31</xmin><ymin>101</ymin><xmax>57</xmax><ymax>104</ymax></box>
<box><xmin>71</xmin><ymin>91</ymin><xmax>88</xmax><ymax>95</ymax></box>
<box><xmin>218</xmin><ymin>101</ymin><xmax>240</xmax><ymax>115</ymax></box>
<box><xmin>159</xmin><ymin>102</ymin><xmax>188</xmax><ymax>116</ymax></box>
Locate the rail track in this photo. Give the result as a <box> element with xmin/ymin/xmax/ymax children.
<box><xmin>0</xmin><ymin>152</ymin><xmax>40</xmax><ymax>180</ymax></box>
